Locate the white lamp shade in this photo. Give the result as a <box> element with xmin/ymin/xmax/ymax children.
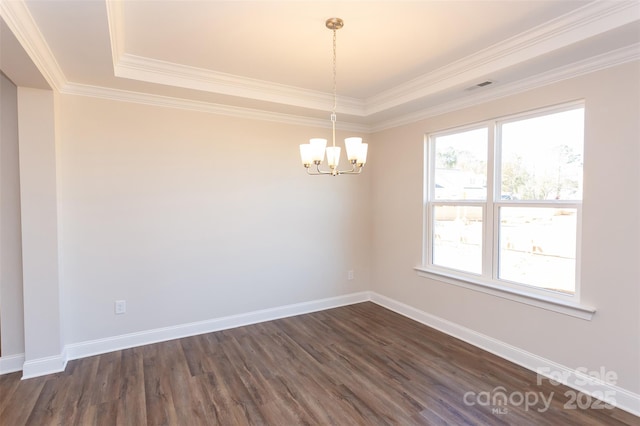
<box><xmin>299</xmin><ymin>144</ymin><xmax>313</xmax><ymax>165</ymax></box>
<box><xmin>357</xmin><ymin>143</ymin><xmax>368</xmax><ymax>165</ymax></box>
<box><xmin>310</xmin><ymin>138</ymin><xmax>327</xmax><ymax>163</ymax></box>
<box><xmin>326</xmin><ymin>146</ymin><xmax>341</xmax><ymax>168</ymax></box>
<box><xmin>344</xmin><ymin>137</ymin><xmax>362</xmax><ymax>161</ymax></box>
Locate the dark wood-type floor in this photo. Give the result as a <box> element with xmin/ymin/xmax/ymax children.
<box><xmin>0</xmin><ymin>302</ymin><xmax>637</xmax><ymax>425</ymax></box>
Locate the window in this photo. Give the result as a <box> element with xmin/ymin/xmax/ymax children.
<box><xmin>422</xmin><ymin>103</ymin><xmax>584</xmax><ymax>304</ymax></box>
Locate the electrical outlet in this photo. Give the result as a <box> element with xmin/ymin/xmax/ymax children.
<box><xmin>115</xmin><ymin>300</ymin><xmax>126</xmax><ymax>315</ymax></box>
<box><xmin>347</xmin><ymin>270</ymin><xmax>354</xmax><ymax>280</ymax></box>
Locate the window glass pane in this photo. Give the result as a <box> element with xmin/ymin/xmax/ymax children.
<box><xmin>500</xmin><ymin>108</ymin><xmax>583</xmax><ymax>201</ymax></box>
<box><xmin>433</xmin><ymin>205</ymin><xmax>483</xmax><ymax>274</ymax></box>
<box><xmin>498</xmin><ymin>207</ymin><xmax>577</xmax><ymax>294</ymax></box>
<box><xmin>434</xmin><ymin>128</ymin><xmax>487</xmax><ymax>200</ymax></box>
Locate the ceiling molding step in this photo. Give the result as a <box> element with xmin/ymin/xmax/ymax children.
<box><xmin>371</xmin><ymin>43</ymin><xmax>640</xmax><ymax>133</ymax></box>
<box><xmin>61</xmin><ymin>82</ymin><xmax>371</xmax><ymax>133</ymax></box>
<box><xmin>0</xmin><ymin>0</ymin><xmax>67</xmax><ymax>91</ymax></box>
<box><xmin>104</xmin><ymin>0</ymin><xmax>366</xmax><ymax>116</ymax></box>
<box><xmin>58</xmin><ymin>42</ymin><xmax>640</xmax><ymax>137</ymax></box>
<box><xmin>365</xmin><ymin>0</ymin><xmax>640</xmax><ymax>115</ymax></box>
<box><xmin>114</xmin><ymin>53</ymin><xmax>367</xmax><ymax>117</ymax></box>
<box><xmin>105</xmin><ymin>0</ymin><xmax>125</xmax><ymax>72</ymax></box>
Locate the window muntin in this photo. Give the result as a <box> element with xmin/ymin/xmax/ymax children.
<box><xmin>425</xmin><ymin>104</ymin><xmax>584</xmax><ymax>298</ymax></box>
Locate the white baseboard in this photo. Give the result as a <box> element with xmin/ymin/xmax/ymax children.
<box><xmin>66</xmin><ymin>291</ymin><xmax>370</xmax><ymax>361</ymax></box>
<box><xmin>0</xmin><ymin>353</ymin><xmax>25</xmax><ymax>374</ymax></box>
<box><xmin>12</xmin><ymin>290</ymin><xmax>639</xmax><ymax>417</ymax></box>
<box><xmin>21</xmin><ymin>348</ymin><xmax>68</xmax><ymax>379</ymax></box>
<box><xmin>369</xmin><ymin>292</ymin><xmax>640</xmax><ymax>417</ymax></box>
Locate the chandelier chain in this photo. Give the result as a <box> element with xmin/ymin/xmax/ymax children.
<box><xmin>332</xmin><ymin>27</ymin><xmax>337</xmax><ymax>115</ymax></box>
<box><xmin>331</xmin><ymin>27</ymin><xmax>338</xmax><ymax>148</ymax></box>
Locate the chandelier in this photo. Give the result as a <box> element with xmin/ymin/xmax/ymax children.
<box><xmin>299</xmin><ymin>18</ymin><xmax>368</xmax><ymax>176</ymax></box>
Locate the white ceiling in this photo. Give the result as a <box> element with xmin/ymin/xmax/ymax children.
<box><xmin>1</xmin><ymin>0</ymin><xmax>639</xmax><ymax>131</ymax></box>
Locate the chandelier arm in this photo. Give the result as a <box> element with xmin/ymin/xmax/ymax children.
<box><xmin>307</xmin><ymin>164</ymin><xmax>333</xmax><ymax>175</ymax></box>
<box><xmin>307</xmin><ymin>163</ymin><xmax>363</xmax><ymax>175</ymax></box>
<box><xmin>334</xmin><ymin>163</ymin><xmax>363</xmax><ymax>175</ymax></box>
<box><xmin>344</xmin><ymin>165</ymin><xmax>363</xmax><ymax>174</ymax></box>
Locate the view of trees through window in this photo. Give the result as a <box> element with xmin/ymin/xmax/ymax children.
<box><xmin>501</xmin><ymin>108</ymin><xmax>584</xmax><ymax>201</ymax></box>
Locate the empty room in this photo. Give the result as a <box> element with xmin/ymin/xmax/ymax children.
<box><xmin>0</xmin><ymin>0</ymin><xmax>639</xmax><ymax>424</ymax></box>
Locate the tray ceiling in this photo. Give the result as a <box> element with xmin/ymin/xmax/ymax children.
<box><xmin>2</xmin><ymin>1</ymin><xmax>639</xmax><ymax>131</ymax></box>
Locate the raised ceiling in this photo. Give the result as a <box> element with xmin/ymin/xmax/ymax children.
<box><xmin>1</xmin><ymin>0</ymin><xmax>639</xmax><ymax>131</ymax></box>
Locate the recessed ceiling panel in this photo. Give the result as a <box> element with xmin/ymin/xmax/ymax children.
<box><xmin>121</xmin><ymin>1</ymin><xmax>589</xmax><ymax>98</ymax></box>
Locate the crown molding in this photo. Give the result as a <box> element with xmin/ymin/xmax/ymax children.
<box><xmin>61</xmin><ymin>82</ymin><xmax>371</xmax><ymax>133</ymax></box>
<box><xmin>105</xmin><ymin>0</ymin><xmax>639</xmax><ymax>117</ymax></box>
<box><xmin>62</xmin><ymin>41</ymin><xmax>639</xmax><ymax>135</ymax></box>
<box><xmin>3</xmin><ymin>0</ymin><xmax>638</xmax><ymax>135</ymax></box>
<box><xmin>63</xmin><ymin>41</ymin><xmax>638</xmax><ymax>136</ymax></box>
<box><xmin>105</xmin><ymin>0</ymin><xmax>125</xmax><ymax>72</ymax></box>
<box><xmin>0</xmin><ymin>0</ymin><xmax>66</xmax><ymax>91</ymax></box>
<box><xmin>372</xmin><ymin>43</ymin><xmax>640</xmax><ymax>133</ymax></box>
<box><xmin>114</xmin><ymin>53</ymin><xmax>366</xmax><ymax>117</ymax></box>
<box><xmin>365</xmin><ymin>0</ymin><xmax>640</xmax><ymax>115</ymax></box>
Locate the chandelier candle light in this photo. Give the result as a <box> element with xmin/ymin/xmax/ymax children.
<box><xmin>300</xmin><ymin>18</ymin><xmax>368</xmax><ymax>176</ymax></box>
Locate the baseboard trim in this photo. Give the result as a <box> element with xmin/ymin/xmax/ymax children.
<box><xmin>14</xmin><ymin>290</ymin><xmax>639</xmax><ymax>417</ymax></box>
<box><xmin>369</xmin><ymin>292</ymin><xmax>640</xmax><ymax>417</ymax></box>
<box><xmin>66</xmin><ymin>291</ymin><xmax>371</xmax><ymax>362</ymax></box>
<box><xmin>0</xmin><ymin>353</ymin><xmax>25</xmax><ymax>374</ymax></box>
<box><xmin>21</xmin><ymin>349</ymin><xmax>68</xmax><ymax>379</ymax></box>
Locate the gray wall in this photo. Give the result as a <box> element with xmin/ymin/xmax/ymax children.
<box><xmin>370</xmin><ymin>61</ymin><xmax>640</xmax><ymax>394</ymax></box>
<box><xmin>0</xmin><ymin>73</ymin><xmax>25</xmax><ymax>358</ymax></box>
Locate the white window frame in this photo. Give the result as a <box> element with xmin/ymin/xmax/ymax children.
<box><xmin>416</xmin><ymin>101</ymin><xmax>595</xmax><ymax>320</ymax></box>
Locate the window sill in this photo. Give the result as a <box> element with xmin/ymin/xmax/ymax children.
<box><xmin>414</xmin><ymin>266</ymin><xmax>595</xmax><ymax>320</ymax></box>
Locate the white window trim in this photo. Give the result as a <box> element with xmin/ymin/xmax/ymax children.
<box><xmin>414</xmin><ymin>266</ymin><xmax>595</xmax><ymax>320</ymax></box>
<box><xmin>418</xmin><ymin>102</ymin><xmax>595</xmax><ymax>320</ymax></box>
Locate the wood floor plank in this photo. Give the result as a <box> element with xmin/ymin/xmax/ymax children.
<box><xmin>141</xmin><ymin>342</ymin><xmax>179</xmax><ymax>426</ymax></box>
<box><xmin>1</xmin><ymin>302</ymin><xmax>638</xmax><ymax>425</ymax></box>
<box><xmin>0</xmin><ymin>371</ymin><xmax>46</xmax><ymax>425</ymax></box>
<box><xmin>22</xmin><ymin>376</ymin><xmax>69</xmax><ymax>425</ymax></box>
<box><xmin>114</xmin><ymin>347</ymin><xmax>147</xmax><ymax>426</ymax></box>
<box><xmin>0</xmin><ymin>372</ymin><xmax>21</xmax><ymax>415</ymax></box>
